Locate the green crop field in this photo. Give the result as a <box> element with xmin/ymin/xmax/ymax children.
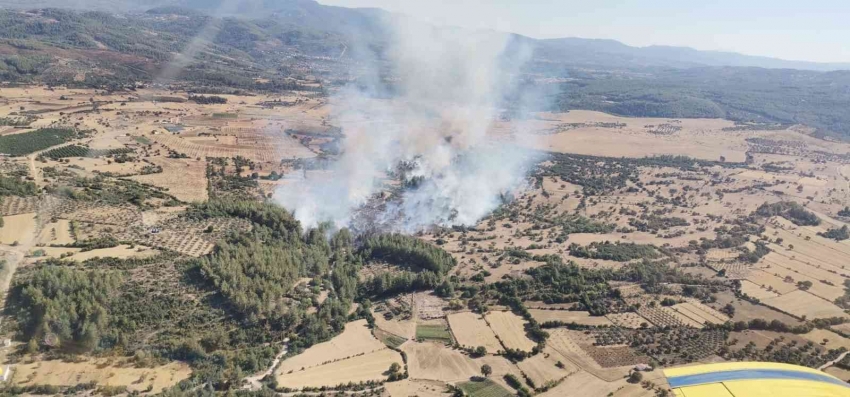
<box><xmin>416</xmin><ymin>324</ymin><xmax>453</xmax><ymax>344</ymax></box>
<box><xmin>0</xmin><ymin>128</ymin><xmax>76</xmax><ymax>156</ymax></box>
<box><xmin>458</xmin><ymin>379</ymin><xmax>513</xmax><ymax>397</ymax></box>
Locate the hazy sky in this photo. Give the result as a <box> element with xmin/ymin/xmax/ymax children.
<box><xmin>319</xmin><ymin>0</ymin><xmax>849</xmax><ymax>63</ymax></box>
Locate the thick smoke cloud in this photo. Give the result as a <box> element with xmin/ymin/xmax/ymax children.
<box><xmin>276</xmin><ymin>17</ymin><xmax>541</xmax><ymax>232</ymax></box>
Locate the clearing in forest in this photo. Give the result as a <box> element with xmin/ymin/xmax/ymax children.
<box><xmin>275</xmin><ymin>348</ymin><xmax>402</xmax><ymax>389</ymax></box>
<box><xmin>276</xmin><ymin>319</ymin><xmax>386</xmax><ymax>375</ymax></box>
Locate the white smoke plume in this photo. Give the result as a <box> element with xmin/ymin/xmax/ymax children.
<box><xmin>276</xmin><ymin>18</ymin><xmax>541</xmax><ymax>232</ymax></box>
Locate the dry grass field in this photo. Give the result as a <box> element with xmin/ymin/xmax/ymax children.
<box><xmin>485</xmin><ymin>311</ymin><xmax>536</xmax><ymax>352</ymax></box>
<box><xmin>373</xmin><ymin>313</ymin><xmax>417</xmax><ymax>340</ymax></box>
<box><xmin>11</xmin><ymin>358</ymin><xmax>191</xmax><ymax>394</ymax></box>
<box><xmin>65</xmin><ymin>245</ymin><xmax>158</xmax><ymax>262</ymax></box>
<box><xmin>761</xmin><ymin>290</ymin><xmax>850</xmax><ymax>320</ymax></box>
<box><xmin>447</xmin><ymin>312</ymin><xmax>503</xmax><ymax>353</ymax></box>
<box><xmin>384</xmin><ymin>379</ymin><xmax>451</xmax><ymax>397</ymax></box>
<box><xmin>0</xmin><ymin>213</ymin><xmax>36</xmax><ymax>245</ymax></box>
<box><xmin>537</xmin><ymin>370</ymin><xmax>626</xmax><ymax>397</ymax></box>
<box><xmin>131</xmin><ymin>157</ymin><xmax>209</xmax><ymax>203</ymax></box>
<box><xmin>528</xmin><ymin>309</ymin><xmax>614</xmax><ymax>326</ymax></box>
<box><xmin>516</xmin><ymin>347</ymin><xmax>577</xmax><ymax>386</ymax></box>
<box><xmin>276</xmin><ymin>348</ymin><xmax>402</xmax><ymax>389</ymax></box>
<box><xmin>277</xmin><ymin>319</ymin><xmax>386</xmax><ymax>375</ymax></box>
<box><xmin>739</xmin><ymin>280</ymin><xmax>782</xmax><ymax>300</ymax></box>
<box><xmin>801</xmin><ymin>329</ymin><xmax>850</xmax><ymax>351</ymax></box>
<box><xmin>403</xmin><ymin>342</ymin><xmax>520</xmax><ymax>385</ymax></box>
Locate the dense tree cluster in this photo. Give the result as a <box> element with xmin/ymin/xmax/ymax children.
<box><xmin>361</xmin><ymin>233</ymin><xmax>456</xmax><ymax>274</ymax></box>
<box><xmin>11</xmin><ymin>266</ymin><xmax>122</xmax><ymax>352</ymax></box>
<box><xmin>755</xmin><ymin>201</ymin><xmax>821</xmax><ymax>226</ymax></box>
<box><xmin>818</xmin><ymin>225</ymin><xmax>849</xmax><ymax>241</ymax></box>
<box><xmin>189</xmin><ymin>95</ymin><xmax>228</xmax><ymax>104</ymax></box>
<box><xmin>568</xmin><ymin>241</ymin><xmax>660</xmax><ymax>262</ymax></box>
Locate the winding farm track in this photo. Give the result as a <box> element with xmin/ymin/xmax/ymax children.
<box><xmin>818</xmin><ymin>351</ymin><xmax>849</xmax><ymax>371</ymax></box>
<box><xmin>242</xmin><ymin>345</ymin><xmax>288</xmax><ymax>390</ymax></box>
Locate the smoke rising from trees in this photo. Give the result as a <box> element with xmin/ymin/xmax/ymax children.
<box><xmin>276</xmin><ymin>17</ymin><xmax>542</xmax><ymax>232</ymax></box>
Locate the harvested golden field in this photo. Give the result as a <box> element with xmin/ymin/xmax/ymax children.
<box><xmin>757</xmin><ymin>257</ymin><xmax>845</xmax><ymax>301</ymax></box>
<box><xmin>761</xmin><ymin>290</ymin><xmax>849</xmax><ymax>320</ymax></box>
<box><xmin>36</xmin><ymin>219</ymin><xmax>73</xmax><ymax>245</ymax></box>
<box><xmin>745</xmin><ymin>270</ymin><xmax>799</xmax><ymax>295</ymax></box>
<box><xmin>516</xmin><ymin>110</ymin><xmax>749</xmax><ymax>162</ymax></box>
<box><xmin>384</xmin><ymin>379</ymin><xmax>450</xmax><ymax>397</ymax></box>
<box><xmin>545</xmin><ymin>329</ymin><xmax>631</xmax><ymax>381</ymax></box>
<box><xmin>403</xmin><ymin>342</ymin><xmax>520</xmax><ymax>384</ymax></box>
<box><xmin>485</xmin><ymin>311</ymin><xmax>536</xmax><ymax>352</ymax></box>
<box><xmin>373</xmin><ymin>313</ymin><xmax>416</xmax><ymax>340</ymax></box>
<box><xmin>516</xmin><ymin>348</ymin><xmax>576</xmax><ymax>386</ymax></box>
<box><xmin>66</xmin><ymin>245</ymin><xmax>158</xmax><ymax>262</ymax></box>
<box><xmin>0</xmin><ymin>213</ymin><xmax>36</xmax><ymax>245</ymax></box>
<box><xmin>12</xmin><ymin>358</ymin><xmax>191</xmax><ymax>394</ymax></box>
<box><xmin>528</xmin><ymin>309</ymin><xmax>613</xmax><ymax>326</ymax></box>
<box><xmin>276</xmin><ymin>348</ymin><xmax>402</xmax><ymax>389</ymax></box>
<box><xmin>277</xmin><ymin>319</ymin><xmax>386</xmax><ymax>375</ymax></box>
<box><xmin>131</xmin><ymin>157</ymin><xmax>208</xmax><ymax>202</ymax></box>
<box><xmin>149</xmin><ymin>129</ymin><xmax>315</xmax><ymax>163</ymax></box>
<box><xmin>801</xmin><ymin>329</ymin><xmax>850</xmax><ymax>351</ymax></box>
<box><xmin>447</xmin><ymin>312</ymin><xmax>502</xmax><ymax>353</ymax></box>
<box><xmin>739</xmin><ymin>280</ymin><xmax>781</xmax><ymax>300</ymax></box>
<box><xmin>537</xmin><ymin>370</ymin><xmax>625</xmax><ymax>397</ymax></box>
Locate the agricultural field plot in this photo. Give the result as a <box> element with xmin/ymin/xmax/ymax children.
<box><xmin>275</xmin><ymin>348</ymin><xmax>402</xmax><ymax>389</ymax></box>
<box><xmin>832</xmin><ymin>323</ymin><xmax>850</xmax><ymax>335</ymax></box>
<box><xmin>711</xmin><ymin>291</ymin><xmax>803</xmax><ymax>325</ymax></box>
<box><xmin>413</xmin><ymin>292</ymin><xmax>448</xmax><ymax>320</ymax></box>
<box><xmin>581</xmin><ymin>345</ymin><xmax>650</xmax><ymax>368</ymax></box>
<box><xmin>670</xmin><ymin>302</ymin><xmax>729</xmax><ymax>325</ymax></box>
<box><xmin>57</xmin><ymin>203</ymin><xmax>143</xmax><ymax>226</ymax></box>
<box><xmin>373</xmin><ymin>312</ymin><xmax>416</xmax><ymax>339</ymax></box>
<box><xmin>457</xmin><ymin>379</ymin><xmax>512</xmax><ymax>397</ymax></box>
<box><xmin>705</xmin><ymin>262</ymin><xmax>751</xmax><ymax>279</ymax></box>
<box><xmin>374</xmin><ymin>328</ymin><xmax>408</xmax><ymax>348</ymax></box>
<box><xmin>538</xmin><ymin>370</ymin><xmax>626</xmax><ymax>397</ymax></box>
<box><xmin>35</xmin><ymin>219</ymin><xmax>73</xmax><ymax>245</ymax></box>
<box><xmin>761</xmin><ymin>290</ymin><xmax>849</xmax><ymax>320</ymax></box>
<box><xmin>447</xmin><ymin>312</ymin><xmax>502</xmax><ymax>353</ymax></box>
<box><xmin>801</xmin><ymin>329</ymin><xmax>850</xmax><ymax>351</ymax></box>
<box><xmin>149</xmin><ymin>131</ymin><xmax>315</xmax><ymax>162</ymax></box>
<box><xmin>0</xmin><ymin>196</ymin><xmax>39</xmax><ymax>216</ymax></box>
<box><xmin>416</xmin><ymin>320</ymin><xmax>454</xmax><ymax>344</ymax></box>
<box><xmin>757</xmin><ymin>258</ymin><xmax>846</xmax><ymax>301</ymax></box>
<box><xmin>545</xmin><ymin>329</ymin><xmax>632</xmax><ymax>381</ymax></box>
<box><xmin>607</xmin><ymin>312</ymin><xmax>651</xmax><ymax>329</ymax></box>
<box><xmin>739</xmin><ymin>279</ymin><xmax>781</xmax><ymax>300</ymax></box>
<box><xmin>384</xmin><ymin>379</ymin><xmax>451</xmax><ymax>397</ymax></box>
<box><xmin>745</xmin><ymin>269</ymin><xmax>799</xmax><ymax>295</ymax></box>
<box><xmin>764</xmin><ymin>251</ymin><xmax>849</xmax><ymax>288</ymax></box>
<box><xmin>65</xmin><ymin>245</ymin><xmax>158</xmax><ymax>262</ymax></box>
<box><xmin>485</xmin><ymin>311</ymin><xmax>536</xmax><ymax>352</ymax></box>
<box><xmin>764</xmin><ymin>219</ymin><xmax>850</xmax><ymax>274</ymax></box>
<box><xmin>132</xmin><ymin>231</ymin><xmax>214</xmax><ymax>257</ymax></box>
<box><xmin>0</xmin><ymin>213</ymin><xmax>36</xmax><ymax>245</ymax></box>
<box><xmin>528</xmin><ymin>309</ymin><xmax>614</xmax><ymax>326</ymax></box>
<box><xmin>636</xmin><ymin>306</ymin><xmax>689</xmax><ymax>328</ymax></box>
<box><xmin>277</xmin><ymin>319</ymin><xmax>387</xmax><ymax>375</ymax></box>
<box><xmin>11</xmin><ymin>358</ymin><xmax>191</xmax><ymax>394</ymax></box>
<box><xmin>516</xmin><ymin>348</ymin><xmax>577</xmax><ymax>386</ymax></box>
<box><xmin>131</xmin><ymin>157</ymin><xmax>209</xmax><ymax>202</ymax></box>
<box><xmin>402</xmin><ymin>342</ymin><xmax>520</xmax><ymax>384</ymax></box>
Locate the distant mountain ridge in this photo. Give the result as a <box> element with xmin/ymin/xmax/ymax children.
<box><xmin>0</xmin><ymin>0</ymin><xmax>847</xmax><ymax>71</ymax></box>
